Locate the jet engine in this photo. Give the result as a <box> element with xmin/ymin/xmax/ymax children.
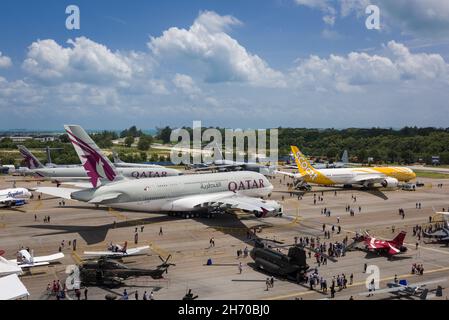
<box><xmin>381</xmin><ymin>177</ymin><xmax>399</xmax><ymax>188</ymax></box>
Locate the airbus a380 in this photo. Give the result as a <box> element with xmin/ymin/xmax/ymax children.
<box><xmin>36</xmin><ymin>125</ymin><xmax>282</xmax><ymax>218</ymax></box>
<box><xmin>279</xmin><ymin>146</ymin><xmax>416</xmax><ymax>189</ymax></box>
<box><xmin>18</xmin><ymin>145</ymin><xmax>181</xmax><ymax>183</ymax></box>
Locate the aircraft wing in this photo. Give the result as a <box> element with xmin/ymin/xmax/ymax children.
<box><xmin>387</xmin><ymin>243</ymin><xmax>401</xmax><ymax>255</ymax></box>
<box><xmin>194</xmin><ymin>164</ymin><xmax>243</xmax><ymax>171</ymax></box>
<box><xmin>358</xmin><ymin>285</ymin><xmax>407</xmax><ymax>296</ymax></box>
<box><xmin>15</xmin><ymin>261</ymin><xmax>50</xmax><ymax>268</ymax></box>
<box><xmin>32</xmin><ymin>252</ymin><xmax>64</xmax><ymax>263</ymax></box>
<box><xmin>167</xmin><ymin>192</ymin><xmax>281</xmax><ymax>216</ymax></box>
<box><xmin>0</xmin><ymin>257</ymin><xmax>23</xmax><ymax>276</ymax></box>
<box><xmin>35</xmin><ymin>187</ymin><xmax>80</xmax><ymax>200</ymax></box>
<box><xmin>84</xmin><ymin>246</ymin><xmax>149</xmax><ymax>257</ymax></box>
<box><xmin>274</xmin><ymin>170</ymin><xmax>303</xmax><ymax>180</ymax></box>
<box><xmin>351</xmin><ymin>174</ymin><xmax>386</xmax><ymax>185</ymax></box>
<box><xmin>0</xmin><ymin>274</ymin><xmax>29</xmax><ymax>300</ymax></box>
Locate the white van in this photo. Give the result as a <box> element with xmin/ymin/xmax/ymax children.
<box><xmin>402</xmin><ymin>183</ymin><xmax>416</xmax><ymax>191</ymax></box>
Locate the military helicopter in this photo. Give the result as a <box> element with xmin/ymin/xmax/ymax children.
<box><xmin>249</xmin><ymin>238</ymin><xmax>337</xmax><ymax>283</ymax></box>
<box><xmin>78</xmin><ymin>255</ymin><xmax>175</xmax><ymax>287</ymax></box>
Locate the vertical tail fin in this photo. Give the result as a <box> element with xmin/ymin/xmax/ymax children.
<box><xmin>291</xmin><ymin>146</ymin><xmax>319</xmax><ymax>179</ymax></box>
<box><xmin>64</xmin><ymin>125</ymin><xmax>122</xmax><ymax>188</ymax></box>
<box><xmin>341</xmin><ymin>150</ymin><xmax>349</xmax><ymax>164</ymax></box>
<box><xmin>112</xmin><ymin>150</ymin><xmax>123</xmax><ymax>164</ymax></box>
<box><xmin>17</xmin><ymin>145</ymin><xmax>45</xmax><ymax>169</ymax></box>
<box><xmin>391</xmin><ymin>231</ymin><xmax>406</xmax><ymax>246</ymax></box>
<box><xmin>213</xmin><ymin>141</ymin><xmax>224</xmax><ymax>161</ymax></box>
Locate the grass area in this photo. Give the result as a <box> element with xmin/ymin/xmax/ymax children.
<box><xmin>414</xmin><ymin>170</ymin><xmax>449</xmax><ymax>179</ymax></box>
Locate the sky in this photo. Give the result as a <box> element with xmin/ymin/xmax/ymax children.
<box><xmin>0</xmin><ymin>0</ymin><xmax>449</xmax><ymax>130</ymax></box>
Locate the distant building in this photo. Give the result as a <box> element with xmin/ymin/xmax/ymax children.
<box><xmin>8</xmin><ymin>136</ymin><xmax>33</xmax><ymax>143</ymax></box>
<box><xmin>34</xmin><ymin>135</ymin><xmax>57</xmax><ymax>142</ymax></box>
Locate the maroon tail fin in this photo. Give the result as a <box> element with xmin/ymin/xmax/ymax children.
<box><xmin>391</xmin><ymin>231</ymin><xmax>406</xmax><ymax>246</ymax></box>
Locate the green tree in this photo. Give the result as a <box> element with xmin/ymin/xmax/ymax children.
<box><xmin>156</xmin><ymin>126</ymin><xmax>172</xmax><ymax>143</ymax></box>
<box><xmin>137</xmin><ymin>135</ymin><xmax>153</xmax><ymax>151</ymax></box>
<box><xmin>124</xmin><ymin>136</ymin><xmax>135</xmax><ymax>147</ymax></box>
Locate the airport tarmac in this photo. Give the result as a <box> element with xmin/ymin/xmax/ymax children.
<box><xmin>1</xmin><ymin>173</ymin><xmax>449</xmax><ymax>300</ymax></box>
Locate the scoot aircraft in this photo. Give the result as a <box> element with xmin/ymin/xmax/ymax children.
<box><xmin>36</xmin><ymin>125</ymin><xmax>282</xmax><ymax>218</ymax></box>
<box><xmin>279</xmin><ymin>146</ymin><xmax>415</xmax><ymax>188</ymax></box>
<box><xmin>17</xmin><ymin>145</ymin><xmax>181</xmax><ymax>184</ymax></box>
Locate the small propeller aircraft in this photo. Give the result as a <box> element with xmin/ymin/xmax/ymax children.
<box><xmin>83</xmin><ymin>241</ymin><xmax>150</xmax><ymax>258</ymax></box>
<box><xmin>358</xmin><ymin>278</ymin><xmax>446</xmax><ymax>300</ymax></box>
<box><xmin>7</xmin><ymin>249</ymin><xmax>64</xmax><ymax>268</ymax></box>
<box><xmin>349</xmin><ymin>231</ymin><xmax>407</xmax><ymax>257</ymax></box>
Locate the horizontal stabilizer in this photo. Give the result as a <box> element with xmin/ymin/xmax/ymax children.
<box><xmin>88</xmin><ymin>192</ymin><xmax>122</xmax><ymax>204</ymax></box>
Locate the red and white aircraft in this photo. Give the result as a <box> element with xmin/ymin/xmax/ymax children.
<box><xmin>354</xmin><ymin>231</ymin><xmax>408</xmax><ymax>256</ymax></box>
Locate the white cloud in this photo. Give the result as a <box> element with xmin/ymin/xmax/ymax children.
<box><xmin>149</xmin><ymin>10</ymin><xmax>285</xmax><ymax>87</ymax></box>
<box><xmin>291</xmin><ymin>41</ymin><xmax>449</xmax><ymax>92</ymax></box>
<box><xmin>0</xmin><ymin>52</ymin><xmax>12</xmax><ymax>68</ymax></box>
<box><xmin>22</xmin><ymin>37</ymin><xmax>138</xmax><ymax>84</ymax></box>
<box><xmin>323</xmin><ymin>15</ymin><xmax>335</xmax><ymax>26</ymax></box>
<box><xmin>172</xmin><ymin>74</ymin><xmax>201</xmax><ymax>95</ymax></box>
<box><xmin>295</xmin><ymin>0</ymin><xmax>449</xmax><ymax>37</ymax></box>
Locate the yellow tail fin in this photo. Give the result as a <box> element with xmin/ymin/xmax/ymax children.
<box><xmin>291</xmin><ymin>146</ymin><xmax>317</xmax><ymax>179</ymax></box>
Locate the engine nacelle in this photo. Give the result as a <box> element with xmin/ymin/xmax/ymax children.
<box><xmin>381</xmin><ymin>177</ymin><xmax>399</xmax><ymax>188</ymax></box>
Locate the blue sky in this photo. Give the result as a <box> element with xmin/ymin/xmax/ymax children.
<box><xmin>0</xmin><ymin>0</ymin><xmax>449</xmax><ymax>129</ymax></box>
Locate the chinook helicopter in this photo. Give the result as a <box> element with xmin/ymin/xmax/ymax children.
<box><xmin>249</xmin><ymin>239</ymin><xmax>337</xmax><ymax>283</ymax></box>
<box><xmin>77</xmin><ymin>255</ymin><xmax>175</xmax><ymax>287</ymax></box>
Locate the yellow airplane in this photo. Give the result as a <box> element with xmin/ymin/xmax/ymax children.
<box><xmin>278</xmin><ymin>146</ymin><xmax>416</xmax><ymax>188</ymax></box>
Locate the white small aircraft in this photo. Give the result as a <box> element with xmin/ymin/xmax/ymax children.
<box><xmin>84</xmin><ymin>242</ymin><xmax>150</xmax><ymax>257</ymax></box>
<box><xmin>7</xmin><ymin>249</ymin><xmax>64</xmax><ymax>268</ymax></box>
<box><xmin>0</xmin><ymin>187</ymin><xmax>32</xmax><ymax>207</ymax></box>
<box><xmin>359</xmin><ymin>278</ymin><xmax>447</xmax><ymax>300</ymax></box>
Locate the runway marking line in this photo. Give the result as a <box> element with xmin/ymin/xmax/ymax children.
<box><xmin>264</xmin><ymin>265</ymin><xmax>449</xmax><ymax>300</ymax></box>
<box><xmin>108</xmin><ymin>207</ymin><xmax>127</xmax><ymax>220</ymax></box>
<box><xmin>149</xmin><ymin>242</ymin><xmax>170</xmax><ymax>258</ymax></box>
<box><xmin>71</xmin><ymin>251</ymin><xmax>82</xmax><ymax>264</ymax></box>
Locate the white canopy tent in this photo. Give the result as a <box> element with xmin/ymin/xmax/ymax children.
<box><xmin>0</xmin><ymin>274</ymin><xmax>29</xmax><ymax>300</ymax></box>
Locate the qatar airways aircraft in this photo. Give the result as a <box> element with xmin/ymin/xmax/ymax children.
<box><xmin>17</xmin><ymin>144</ymin><xmax>181</xmax><ymax>184</ymax></box>
<box><xmin>36</xmin><ymin>125</ymin><xmax>282</xmax><ymax>218</ymax></box>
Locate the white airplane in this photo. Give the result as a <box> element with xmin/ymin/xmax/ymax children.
<box><xmin>187</xmin><ymin>142</ymin><xmax>275</xmax><ymax>176</ymax></box>
<box><xmin>0</xmin><ymin>251</ymin><xmax>22</xmax><ymax>277</ymax></box>
<box><xmin>0</xmin><ymin>259</ymin><xmax>29</xmax><ymax>300</ymax></box>
<box><xmin>36</xmin><ymin>125</ymin><xmax>282</xmax><ymax>218</ymax></box>
<box><xmin>84</xmin><ymin>242</ymin><xmax>150</xmax><ymax>257</ymax></box>
<box><xmin>17</xmin><ymin>145</ymin><xmax>181</xmax><ymax>185</ymax></box>
<box><xmin>0</xmin><ymin>187</ymin><xmax>32</xmax><ymax>207</ymax></box>
<box><xmin>7</xmin><ymin>249</ymin><xmax>64</xmax><ymax>268</ymax></box>
<box><xmin>276</xmin><ymin>146</ymin><xmax>416</xmax><ymax>190</ymax></box>
<box><xmin>359</xmin><ymin>278</ymin><xmax>447</xmax><ymax>300</ymax></box>
<box><xmin>112</xmin><ymin>151</ymin><xmax>164</xmax><ymax>169</ymax></box>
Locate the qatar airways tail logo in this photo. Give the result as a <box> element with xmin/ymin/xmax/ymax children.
<box><xmin>228</xmin><ymin>179</ymin><xmax>265</xmax><ymax>192</ymax></box>
<box><xmin>67</xmin><ymin>130</ymin><xmax>116</xmax><ymax>187</ymax></box>
<box><xmin>20</xmin><ymin>150</ymin><xmax>39</xmax><ymax>169</ymax></box>
<box><xmin>296</xmin><ymin>151</ymin><xmax>318</xmax><ymax>180</ymax></box>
